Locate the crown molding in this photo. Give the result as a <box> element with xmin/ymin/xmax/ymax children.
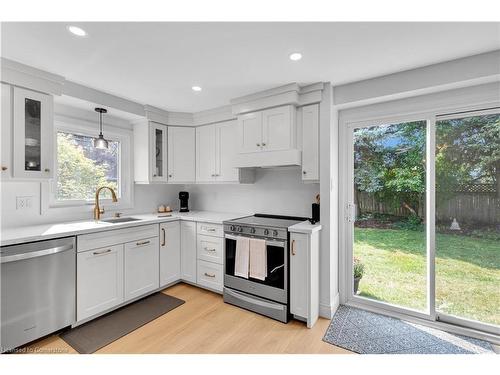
<box><xmin>1</xmin><ymin>57</ymin><xmax>65</xmax><ymax>95</ymax></box>
<box><xmin>193</xmin><ymin>105</ymin><xmax>235</xmax><ymax>126</ymax></box>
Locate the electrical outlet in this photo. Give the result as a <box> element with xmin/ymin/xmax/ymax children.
<box><xmin>16</xmin><ymin>196</ymin><xmax>34</xmax><ymax>210</ymax></box>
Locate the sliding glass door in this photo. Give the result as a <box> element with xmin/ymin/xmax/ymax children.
<box><xmin>345</xmin><ymin>109</ymin><xmax>500</xmax><ymax>334</ymax></box>
<box><xmin>435</xmin><ymin>110</ymin><xmax>500</xmax><ymax>332</ymax></box>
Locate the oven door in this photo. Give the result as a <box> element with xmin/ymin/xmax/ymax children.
<box><xmin>224</xmin><ymin>233</ymin><xmax>287</xmax><ymax>304</ymax></box>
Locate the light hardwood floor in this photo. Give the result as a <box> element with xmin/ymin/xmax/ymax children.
<box><xmin>21</xmin><ymin>283</ymin><xmax>351</xmax><ymax>354</ymax></box>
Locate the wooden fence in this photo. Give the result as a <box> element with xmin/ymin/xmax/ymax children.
<box><xmin>357</xmin><ymin>189</ymin><xmax>499</xmax><ymax>224</ymax></box>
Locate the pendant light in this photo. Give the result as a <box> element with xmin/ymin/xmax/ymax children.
<box><xmin>94</xmin><ymin>107</ymin><xmax>108</xmax><ymax>149</ymax></box>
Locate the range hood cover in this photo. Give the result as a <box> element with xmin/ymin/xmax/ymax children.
<box><xmin>234</xmin><ymin>149</ymin><xmax>302</xmax><ymax>168</ymax></box>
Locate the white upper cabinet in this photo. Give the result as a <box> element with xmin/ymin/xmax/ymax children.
<box><xmin>262</xmin><ymin>105</ymin><xmax>295</xmax><ymax>152</ymax></box>
<box><xmin>216</xmin><ymin>121</ymin><xmax>240</xmax><ymax>182</ymax></box>
<box><xmin>301</xmin><ymin>104</ymin><xmax>319</xmax><ymax>181</ymax></box>
<box><xmin>12</xmin><ymin>86</ymin><xmax>54</xmax><ymax>179</ymax></box>
<box><xmin>237</xmin><ymin>105</ymin><xmax>296</xmax><ymax>154</ymax></box>
<box><xmin>196</xmin><ymin>120</ymin><xmax>253</xmax><ymax>183</ymax></box>
<box><xmin>1</xmin><ymin>84</ymin><xmax>11</xmax><ymax>180</ymax></box>
<box><xmin>237</xmin><ymin>111</ymin><xmax>263</xmax><ymax>153</ymax></box>
<box><xmin>167</xmin><ymin>126</ymin><xmax>195</xmax><ymax>183</ymax></box>
<box><xmin>196</xmin><ymin>124</ymin><xmax>217</xmax><ymax>182</ymax></box>
<box><xmin>133</xmin><ymin>121</ymin><xmax>168</xmax><ymax>183</ymax></box>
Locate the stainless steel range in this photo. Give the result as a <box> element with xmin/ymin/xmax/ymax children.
<box><xmin>223</xmin><ymin>214</ymin><xmax>305</xmax><ymax>323</ymax></box>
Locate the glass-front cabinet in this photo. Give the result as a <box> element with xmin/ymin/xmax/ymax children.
<box><xmin>12</xmin><ymin>86</ymin><xmax>54</xmax><ymax>179</ymax></box>
<box><xmin>150</xmin><ymin>122</ymin><xmax>168</xmax><ymax>182</ymax></box>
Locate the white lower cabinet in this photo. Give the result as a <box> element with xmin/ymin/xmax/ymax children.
<box><xmin>290</xmin><ymin>231</ymin><xmax>319</xmax><ymax>328</ymax></box>
<box><xmin>160</xmin><ymin>221</ymin><xmax>181</xmax><ymax>286</ymax></box>
<box><xmin>77</xmin><ymin>244</ymin><xmax>124</xmax><ymax>322</ymax></box>
<box><xmin>181</xmin><ymin>221</ymin><xmax>197</xmax><ymax>283</ymax></box>
<box><xmin>197</xmin><ymin>260</ymin><xmax>223</xmax><ymax>292</ymax></box>
<box><xmin>197</xmin><ymin>234</ymin><xmax>223</xmax><ymax>264</ymax></box>
<box><xmin>124</xmin><ymin>237</ymin><xmax>160</xmax><ymax>301</ymax></box>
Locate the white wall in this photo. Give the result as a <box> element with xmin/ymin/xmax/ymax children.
<box><xmin>188</xmin><ymin>168</ymin><xmax>319</xmax><ymax>218</ymax></box>
<box><xmin>0</xmin><ymin>181</ymin><xmax>180</xmax><ymax>228</ymax></box>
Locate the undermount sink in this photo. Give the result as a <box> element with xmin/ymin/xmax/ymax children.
<box><xmin>99</xmin><ymin>217</ymin><xmax>143</xmax><ymax>224</ymax></box>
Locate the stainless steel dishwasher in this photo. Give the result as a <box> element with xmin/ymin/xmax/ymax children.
<box><xmin>1</xmin><ymin>237</ymin><xmax>76</xmax><ymax>352</ymax></box>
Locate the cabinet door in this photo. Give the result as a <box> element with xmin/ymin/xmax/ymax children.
<box><xmin>196</xmin><ymin>125</ymin><xmax>216</xmax><ymax>182</ymax></box>
<box><xmin>1</xmin><ymin>84</ymin><xmax>11</xmax><ymax>179</ymax></box>
<box><xmin>124</xmin><ymin>237</ymin><xmax>160</xmax><ymax>301</ymax></box>
<box><xmin>237</xmin><ymin>111</ymin><xmax>263</xmax><ymax>153</ymax></box>
<box><xmin>12</xmin><ymin>87</ymin><xmax>53</xmax><ymax>179</ymax></box>
<box><xmin>150</xmin><ymin>122</ymin><xmax>168</xmax><ymax>182</ymax></box>
<box><xmin>262</xmin><ymin>105</ymin><xmax>294</xmax><ymax>152</ymax></box>
<box><xmin>160</xmin><ymin>221</ymin><xmax>181</xmax><ymax>286</ymax></box>
<box><xmin>180</xmin><ymin>221</ymin><xmax>197</xmax><ymax>283</ymax></box>
<box><xmin>216</xmin><ymin>120</ymin><xmax>239</xmax><ymax>182</ymax></box>
<box><xmin>301</xmin><ymin>104</ymin><xmax>319</xmax><ymax>181</ymax></box>
<box><xmin>290</xmin><ymin>233</ymin><xmax>308</xmax><ymax>319</ymax></box>
<box><xmin>168</xmin><ymin>127</ymin><xmax>195</xmax><ymax>183</ymax></box>
<box><xmin>77</xmin><ymin>244</ymin><xmax>124</xmax><ymax>322</ymax></box>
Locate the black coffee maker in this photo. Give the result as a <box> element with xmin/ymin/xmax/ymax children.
<box><xmin>179</xmin><ymin>191</ymin><xmax>189</xmax><ymax>212</ymax></box>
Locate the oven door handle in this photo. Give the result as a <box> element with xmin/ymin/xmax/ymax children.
<box><xmin>224</xmin><ymin>288</ymin><xmax>284</xmax><ymax>311</ymax></box>
<box><xmin>224</xmin><ymin>233</ymin><xmax>286</xmax><ymax>248</ymax></box>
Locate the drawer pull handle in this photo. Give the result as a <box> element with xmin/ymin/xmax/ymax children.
<box><xmin>291</xmin><ymin>239</ymin><xmax>296</xmax><ymax>256</ymax></box>
<box><xmin>93</xmin><ymin>249</ymin><xmax>112</xmax><ymax>255</ymax></box>
<box><xmin>204</xmin><ymin>247</ymin><xmax>216</xmax><ymax>252</ymax></box>
<box><xmin>204</xmin><ymin>228</ymin><xmax>216</xmax><ymax>232</ymax></box>
<box><xmin>161</xmin><ymin>228</ymin><xmax>166</xmax><ymax>246</ymax></box>
<box><xmin>136</xmin><ymin>240</ymin><xmax>151</xmax><ymax>246</ymax></box>
<box><xmin>204</xmin><ymin>272</ymin><xmax>216</xmax><ymax>278</ymax></box>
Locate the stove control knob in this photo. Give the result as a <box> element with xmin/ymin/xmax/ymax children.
<box><xmin>230</xmin><ymin>225</ymin><xmax>235</xmax><ymax>231</ymax></box>
<box><xmin>273</xmin><ymin>230</ymin><xmax>279</xmax><ymax>236</ymax></box>
<box><xmin>237</xmin><ymin>226</ymin><xmax>243</xmax><ymax>232</ymax></box>
<box><xmin>264</xmin><ymin>229</ymin><xmax>269</xmax><ymax>235</ymax></box>
<box><xmin>250</xmin><ymin>228</ymin><xmax>256</xmax><ymax>234</ymax></box>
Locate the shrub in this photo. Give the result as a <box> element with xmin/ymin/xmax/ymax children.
<box><xmin>353</xmin><ymin>257</ymin><xmax>365</xmax><ymax>279</ymax></box>
<box><xmin>393</xmin><ymin>214</ymin><xmax>424</xmax><ymax>231</ymax></box>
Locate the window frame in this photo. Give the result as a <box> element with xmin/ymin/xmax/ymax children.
<box><xmin>47</xmin><ymin>116</ymin><xmax>133</xmax><ymax>210</ymax></box>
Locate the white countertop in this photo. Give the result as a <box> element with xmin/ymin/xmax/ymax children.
<box><xmin>288</xmin><ymin>221</ymin><xmax>322</xmax><ymax>234</ymax></box>
<box><xmin>0</xmin><ymin>210</ymin><xmax>249</xmax><ymax>247</ymax></box>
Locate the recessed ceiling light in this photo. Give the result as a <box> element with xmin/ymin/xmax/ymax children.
<box><xmin>289</xmin><ymin>52</ymin><xmax>302</xmax><ymax>61</ymax></box>
<box><xmin>192</xmin><ymin>86</ymin><xmax>202</xmax><ymax>92</ymax></box>
<box><xmin>67</xmin><ymin>25</ymin><xmax>87</xmax><ymax>37</ymax></box>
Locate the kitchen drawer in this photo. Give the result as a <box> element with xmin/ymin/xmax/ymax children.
<box><xmin>77</xmin><ymin>224</ymin><xmax>158</xmax><ymax>252</ymax></box>
<box><xmin>197</xmin><ymin>234</ymin><xmax>223</xmax><ymax>265</ymax></box>
<box><xmin>197</xmin><ymin>260</ymin><xmax>223</xmax><ymax>293</ymax></box>
<box><xmin>196</xmin><ymin>222</ymin><xmax>223</xmax><ymax>238</ymax></box>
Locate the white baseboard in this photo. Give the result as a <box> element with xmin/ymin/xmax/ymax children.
<box><xmin>319</xmin><ymin>293</ymin><xmax>340</xmax><ymax>319</ymax></box>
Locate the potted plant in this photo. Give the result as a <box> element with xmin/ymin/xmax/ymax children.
<box><xmin>353</xmin><ymin>257</ymin><xmax>365</xmax><ymax>294</ymax></box>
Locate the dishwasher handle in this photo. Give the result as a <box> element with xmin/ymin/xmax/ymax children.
<box><xmin>0</xmin><ymin>243</ymin><xmax>74</xmax><ymax>264</ymax></box>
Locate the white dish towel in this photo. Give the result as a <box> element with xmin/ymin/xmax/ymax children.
<box><xmin>249</xmin><ymin>238</ymin><xmax>267</xmax><ymax>281</ymax></box>
<box><xmin>234</xmin><ymin>237</ymin><xmax>250</xmax><ymax>279</ymax></box>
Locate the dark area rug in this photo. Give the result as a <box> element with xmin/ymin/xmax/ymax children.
<box><xmin>323</xmin><ymin>305</ymin><xmax>495</xmax><ymax>354</ymax></box>
<box><xmin>60</xmin><ymin>293</ymin><xmax>185</xmax><ymax>353</ymax></box>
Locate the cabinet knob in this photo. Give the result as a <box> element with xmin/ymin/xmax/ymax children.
<box><xmin>303</xmin><ymin>170</ymin><xmax>307</xmax><ymax>174</ymax></box>
<box><xmin>153</xmin><ymin>174</ymin><xmax>157</xmax><ymax>177</ymax></box>
<box><xmin>256</xmin><ymin>143</ymin><xmax>260</xmax><ymax>147</ymax></box>
<box><xmin>1</xmin><ymin>166</ymin><xmax>7</xmax><ymax>171</ymax></box>
<box><xmin>44</xmin><ymin>168</ymin><xmax>50</xmax><ymax>173</ymax></box>
<box><xmin>168</xmin><ymin>174</ymin><xmax>172</xmax><ymax>178</ymax></box>
<box><xmin>262</xmin><ymin>143</ymin><xmax>266</xmax><ymax>146</ymax></box>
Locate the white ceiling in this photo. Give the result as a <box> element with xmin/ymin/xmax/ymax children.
<box><xmin>2</xmin><ymin>22</ymin><xmax>499</xmax><ymax>113</ymax></box>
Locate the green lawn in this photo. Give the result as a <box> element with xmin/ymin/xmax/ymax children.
<box><xmin>354</xmin><ymin>228</ymin><xmax>500</xmax><ymax>326</ymax></box>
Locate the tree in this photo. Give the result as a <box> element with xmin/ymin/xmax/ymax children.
<box><xmin>56</xmin><ymin>133</ymin><xmax>117</xmax><ymax>200</ymax></box>
<box><xmin>436</xmin><ymin>114</ymin><xmax>500</xmax><ymax>200</ymax></box>
<box><xmin>354</xmin><ymin>121</ymin><xmax>426</xmax><ymax>218</ymax></box>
